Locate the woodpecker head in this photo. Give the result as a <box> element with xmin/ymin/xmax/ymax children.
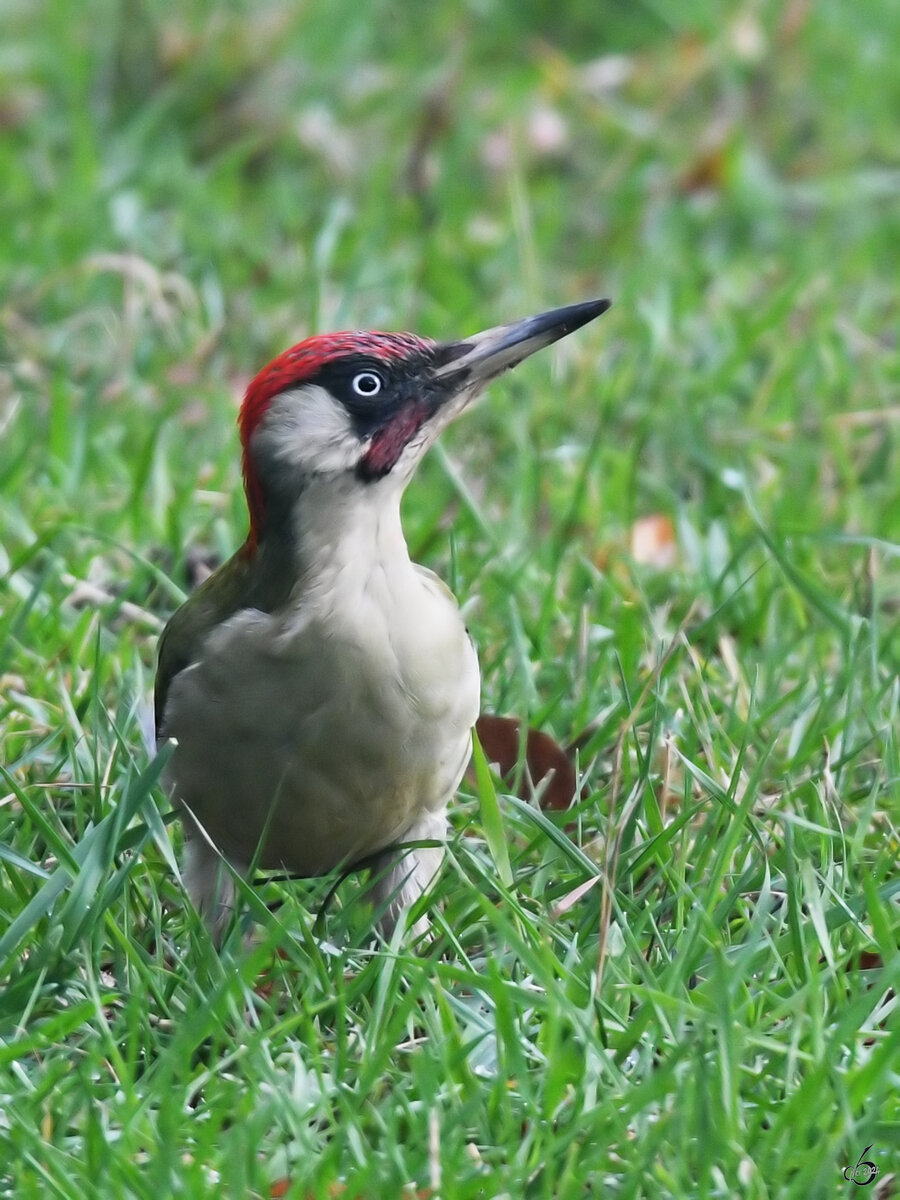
<box><xmin>239</xmin><ymin>298</ymin><xmax>610</xmax><ymax>544</ymax></box>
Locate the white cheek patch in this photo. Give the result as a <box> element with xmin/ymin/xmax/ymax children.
<box><xmin>252</xmin><ymin>385</ymin><xmax>364</xmax><ymax>474</ymax></box>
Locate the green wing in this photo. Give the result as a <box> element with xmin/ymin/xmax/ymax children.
<box><xmin>154</xmin><ymin>550</ymin><xmax>255</xmax><ymax>739</ymax></box>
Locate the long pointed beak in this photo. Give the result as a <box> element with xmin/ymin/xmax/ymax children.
<box><xmin>434</xmin><ymin>297</ymin><xmax>611</xmax><ymax>387</ymax></box>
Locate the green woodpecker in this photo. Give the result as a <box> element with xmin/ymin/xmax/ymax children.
<box><xmin>155</xmin><ymin>298</ymin><xmax>610</xmax><ymax>938</ymax></box>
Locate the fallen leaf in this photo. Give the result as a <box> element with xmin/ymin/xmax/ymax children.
<box><xmin>550</xmin><ymin>872</ymin><xmax>604</xmax><ymax>918</ymax></box>
<box><xmin>778</xmin><ymin>0</ymin><xmax>811</xmax><ymax>42</ymax></box>
<box><xmin>854</xmin><ymin>951</ymin><xmax>884</xmax><ymax>971</ymax></box>
<box><xmin>629</xmin><ymin>514</ymin><xmax>677</xmax><ymax>568</ymax></box>
<box><xmin>679</xmin><ymin>146</ymin><xmax>727</xmax><ymax>194</ymax></box>
<box><xmin>473</xmin><ymin>714</ymin><xmax>577</xmax><ymax>812</ymax></box>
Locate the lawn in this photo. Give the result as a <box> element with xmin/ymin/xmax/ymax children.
<box><xmin>1</xmin><ymin>2</ymin><xmax>898</xmax><ymax>1196</ymax></box>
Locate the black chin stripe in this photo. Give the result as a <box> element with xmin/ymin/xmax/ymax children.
<box><xmin>357</xmin><ymin>404</ymin><xmax>426</xmax><ymax>480</ymax></box>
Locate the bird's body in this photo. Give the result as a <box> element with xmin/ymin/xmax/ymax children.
<box><xmin>155</xmin><ymin>299</ymin><xmax>609</xmax><ymax>938</ymax></box>
<box><xmin>161</xmin><ymin>487</ymin><xmax>478</xmax><ymax>880</ymax></box>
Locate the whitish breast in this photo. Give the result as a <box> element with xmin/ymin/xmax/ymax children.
<box><xmin>164</xmin><ymin>563</ymin><xmax>480</xmax><ymax>875</ymax></box>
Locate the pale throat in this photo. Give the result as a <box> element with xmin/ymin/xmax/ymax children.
<box><xmin>269</xmin><ymin>473</ymin><xmax>414</xmax><ymax>603</ymax></box>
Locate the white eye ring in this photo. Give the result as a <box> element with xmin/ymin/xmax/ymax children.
<box><xmin>351</xmin><ymin>371</ymin><xmax>383</xmax><ymax>397</ymax></box>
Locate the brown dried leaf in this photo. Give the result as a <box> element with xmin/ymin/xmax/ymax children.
<box><xmin>679</xmin><ymin>146</ymin><xmax>727</xmax><ymax>194</ymax></box>
<box><xmin>474</xmin><ymin>714</ymin><xmax>577</xmax><ymax>813</ymax></box>
<box><xmin>778</xmin><ymin>0</ymin><xmax>811</xmax><ymax>42</ymax></box>
<box><xmin>629</xmin><ymin>514</ymin><xmax>677</xmax><ymax>568</ymax></box>
<box><xmin>550</xmin><ymin>872</ymin><xmax>603</xmax><ymax>918</ymax></box>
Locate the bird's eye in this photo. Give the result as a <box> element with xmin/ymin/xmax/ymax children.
<box><xmin>351</xmin><ymin>371</ymin><xmax>383</xmax><ymax>398</ymax></box>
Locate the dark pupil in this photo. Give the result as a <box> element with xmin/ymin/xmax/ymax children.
<box><xmin>357</xmin><ymin>374</ymin><xmax>379</xmax><ymax>394</ymax></box>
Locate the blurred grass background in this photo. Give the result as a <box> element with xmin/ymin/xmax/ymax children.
<box><xmin>1</xmin><ymin>1</ymin><xmax>898</xmax><ymax>1196</ymax></box>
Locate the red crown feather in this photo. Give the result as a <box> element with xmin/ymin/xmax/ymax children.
<box><xmin>238</xmin><ymin>330</ymin><xmax>433</xmax><ymax>548</ymax></box>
